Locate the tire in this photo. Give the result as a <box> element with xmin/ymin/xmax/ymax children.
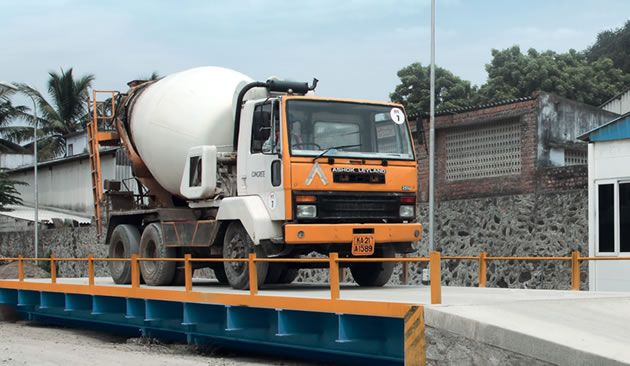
<box><xmin>211</xmin><ymin>264</ymin><xmax>229</xmax><ymax>284</ymax></box>
<box><xmin>349</xmin><ymin>246</ymin><xmax>396</xmax><ymax>287</ymax></box>
<box><xmin>107</xmin><ymin>224</ymin><xmax>141</xmax><ymax>284</ymax></box>
<box><xmin>265</xmin><ymin>263</ymin><xmax>299</xmax><ymax>284</ymax></box>
<box><xmin>139</xmin><ymin>223</ymin><xmax>176</xmax><ymax>286</ymax></box>
<box><xmin>264</xmin><ymin>263</ymin><xmax>284</xmax><ymax>284</ymax></box>
<box><xmin>277</xmin><ymin>267</ymin><xmax>299</xmax><ymax>284</ymax></box>
<box><xmin>222</xmin><ymin>222</ymin><xmax>268</xmax><ymax>290</ymax></box>
<box><xmin>171</xmin><ymin>267</ymin><xmax>186</xmax><ymax>286</ymax></box>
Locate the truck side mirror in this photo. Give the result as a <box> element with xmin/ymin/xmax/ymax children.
<box><xmin>180</xmin><ymin>145</ymin><xmax>217</xmax><ymax>200</ymax></box>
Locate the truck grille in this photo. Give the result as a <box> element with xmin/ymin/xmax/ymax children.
<box><xmin>310</xmin><ymin>192</ymin><xmax>403</xmax><ymax>221</ymax></box>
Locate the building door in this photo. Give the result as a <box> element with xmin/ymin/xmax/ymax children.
<box><xmin>592</xmin><ymin>180</ymin><xmax>630</xmax><ymax>291</ymax></box>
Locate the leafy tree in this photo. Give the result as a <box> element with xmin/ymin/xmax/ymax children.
<box><xmin>0</xmin><ymin>88</ymin><xmax>32</xmax><ymax>153</ymax></box>
<box><xmin>585</xmin><ymin>20</ymin><xmax>630</xmax><ymax>75</ymax></box>
<box><xmin>390</xmin><ymin>62</ymin><xmax>477</xmax><ymax>116</ymax></box>
<box><xmin>477</xmin><ymin>46</ymin><xmax>630</xmax><ymax>106</ymax></box>
<box><xmin>18</xmin><ymin>68</ymin><xmax>95</xmax><ymax>160</ymax></box>
<box><xmin>0</xmin><ymin>171</ymin><xmax>25</xmax><ymax>211</ymax></box>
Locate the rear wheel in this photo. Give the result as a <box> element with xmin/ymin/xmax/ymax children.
<box><xmin>222</xmin><ymin>222</ymin><xmax>268</xmax><ymax>290</ymax></box>
<box><xmin>265</xmin><ymin>263</ymin><xmax>284</xmax><ymax>284</ymax></box>
<box><xmin>139</xmin><ymin>223</ymin><xmax>176</xmax><ymax>286</ymax></box>
<box><xmin>277</xmin><ymin>267</ymin><xmax>299</xmax><ymax>284</ymax></box>
<box><xmin>171</xmin><ymin>267</ymin><xmax>186</xmax><ymax>286</ymax></box>
<box><xmin>107</xmin><ymin>224</ymin><xmax>141</xmax><ymax>284</ymax></box>
<box><xmin>265</xmin><ymin>263</ymin><xmax>299</xmax><ymax>284</ymax></box>
<box><xmin>211</xmin><ymin>264</ymin><xmax>229</xmax><ymax>284</ymax></box>
<box><xmin>349</xmin><ymin>246</ymin><xmax>395</xmax><ymax>287</ymax></box>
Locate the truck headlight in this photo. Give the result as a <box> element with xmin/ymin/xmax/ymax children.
<box><xmin>296</xmin><ymin>205</ymin><xmax>317</xmax><ymax>218</ymax></box>
<box><xmin>399</xmin><ymin>205</ymin><xmax>415</xmax><ymax>218</ymax></box>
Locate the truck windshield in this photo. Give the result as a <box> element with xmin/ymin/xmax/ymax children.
<box><xmin>286</xmin><ymin>100</ymin><xmax>414</xmax><ymax>160</ymax></box>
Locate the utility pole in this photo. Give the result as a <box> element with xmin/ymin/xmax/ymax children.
<box><xmin>428</xmin><ymin>0</ymin><xmax>436</xmax><ymax>252</ymax></box>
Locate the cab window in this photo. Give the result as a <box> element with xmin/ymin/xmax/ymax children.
<box><xmin>251</xmin><ymin>103</ymin><xmax>271</xmax><ymax>154</ymax></box>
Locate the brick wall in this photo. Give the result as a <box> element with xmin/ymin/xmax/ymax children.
<box><xmin>537</xmin><ymin>165</ymin><xmax>588</xmax><ymax>192</ymax></box>
<box><xmin>415</xmin><ymin>98</ymin><xmax>539</xmax><ymax>202</ymax></box>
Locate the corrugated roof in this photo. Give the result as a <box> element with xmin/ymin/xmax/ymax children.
<box><xmin>6</xmin><ymin>147</ymin><xmax>118</xmax><ymax>173</ymax></box>
<box><xmin>578</xmin><ymin>112</ymin><xmax>630</xmax><ymax>142</ymax></box>
<box><xmin>0</xmin><ymin>205</ymin><xmax>91</xmax><ymax>224</ymax></box>
<box><xmin>408</xmin><ymin>95</ymin><xmax>535</xmax><ymax>120</ymax></box>
<box><xmin>599</xmin><ymin>85</ymin><xmax>630</xmax><ymax>109</ymax></box>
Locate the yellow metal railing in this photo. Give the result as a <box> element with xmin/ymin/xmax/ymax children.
<box><xmin>5</xmin><ymin>251</ymin><xmax>630</xmax><ymax>305</ymax></box>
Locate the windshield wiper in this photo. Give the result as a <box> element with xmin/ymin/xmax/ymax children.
<box><xmin>312</xmin><ymin>144</ymin><xmax>361</xmax><ymax>162</ymax></box>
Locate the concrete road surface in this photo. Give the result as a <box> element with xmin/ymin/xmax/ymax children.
<box><xmin>0</xmin><ymin>321</ymin><xmax>316</xmax><ymax>366</ymax></box>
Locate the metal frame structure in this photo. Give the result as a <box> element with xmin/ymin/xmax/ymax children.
<box><xmin>3</xmin><ymin>251</ymin><xmax>625</xmax><ymax>364</ymax></box>
<box><xmin>87</xmin><ymin>90</ymin><xmax>120</xmax><ymax>235</ymax></box>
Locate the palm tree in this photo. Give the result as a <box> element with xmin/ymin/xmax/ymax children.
<box><xmin>138</xmin><ymin>71</ymin><xmax>160</xmax><ymax>81</ymax></box>
<box><xmin>18</xmin><ymin>68</ymin><xmax>94</xmax><ymax>160</ymax></box>
<box><xmin>0</xmin><ymin>88</ymin><xmax>32</xmax><ymax>153</ymax></box>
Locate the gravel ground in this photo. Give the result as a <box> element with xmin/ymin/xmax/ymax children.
<box><xmin>0</xmin><ymin>321</ymin><xmax>321</xmax><ymax>366</ymax></box>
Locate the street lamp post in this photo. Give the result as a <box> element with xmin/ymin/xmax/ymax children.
<box><xmin>0</xmin><ymin>81</ymin><xmax>39</xmax><ymax>259</ymax></box>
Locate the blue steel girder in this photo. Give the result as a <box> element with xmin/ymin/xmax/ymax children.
<box><xmin>1</xmin><ymin>289</ymin><xmax>408</xmax><ymax>365</ymax></box>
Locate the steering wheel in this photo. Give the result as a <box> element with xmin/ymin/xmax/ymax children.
<box><xmin>292</xmin><ymin>142</ymin><xmax>322</xmax><ymax>150</ymax></box>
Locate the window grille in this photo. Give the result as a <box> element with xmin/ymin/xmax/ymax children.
<box><xmin>445</xmin><ymin>120</ymin><xmax>522</xmax><ymax>181</ymax></box>
<box><xmin>564</xmin><ymin>150</ymin><xmax>587</xmax><ymax>166</ymax></box>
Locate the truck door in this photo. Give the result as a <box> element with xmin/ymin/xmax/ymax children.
<box><xmin>238</xmin><ymin>100</ymin><xmax>285</xmax><ymax>220</ymax></box>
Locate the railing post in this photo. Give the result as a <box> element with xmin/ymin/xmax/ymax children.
<box><xmin>17</xmin><ymin>256</ymin><xmax>24</xmax><ymax>282</ymax></box>
<box><xmin>131</xmin><ymin>254</ymin><xmax>139</xmax><ymax>289</ymax></box>
<box><xmin>478</xmin><ymin>252</ymin><xmax>487</xmax><ymax>288</ymax></box>
<box><xmin>429</xmin><ymin>251</ymin><xmax>441</xmax><ymax>304</ymax></box>
<box><xmin>50</xmin><ymin>255</ymin><xmax>57</xmax><ymax>284</ymax></box>
<box><xmin>184</xmin><ymin>254</ymin><xmax>193</xmax><ymax>292</ymax></box>
<box><xmin>88</xmin><ymin>255</ymin><xmax>95</xmax><ymax>286</ymax></box>
<box><xmin>571</xmin><ymin>250</ymin><xmax>580</xmax><ymax>291</ymax></box>
<box><xmin>329</xmin><ymin>252</ymin><xmax>340</xmax><ymax>300</ymax></box>
<box><xmin>248</xmin><ymin>253</ymin><xmax>258</xmax><ymax>296</ymax></box>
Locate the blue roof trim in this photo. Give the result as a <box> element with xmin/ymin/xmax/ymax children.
<box><xmin>578</xmin><ymin>113</ymin><xmax>630</xmax><ymax>142</ymax></box>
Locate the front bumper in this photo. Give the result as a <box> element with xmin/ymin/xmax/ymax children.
<box><xmin>284</xmin><ymin>223</ymin><xmax>422</xmax><ymax>244</ymax></box>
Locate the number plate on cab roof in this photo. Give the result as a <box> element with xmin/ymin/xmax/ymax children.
<box><xmin>352</xmin><ymin>235</ymin><xmax>375</xmax><ymax>256</ymax></box>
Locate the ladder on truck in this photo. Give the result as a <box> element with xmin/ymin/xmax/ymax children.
<box><xmin>87</xmin><ymin>90</ymin><xmax>120</xmax><ymax>235</ymax></box>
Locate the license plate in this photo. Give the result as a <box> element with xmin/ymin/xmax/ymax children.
<box><xmin>352</xmin><ymin>235</ymin><xmax>375</xmax><ymax>256</ymax></box>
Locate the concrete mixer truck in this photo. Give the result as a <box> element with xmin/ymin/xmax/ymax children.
<box><xmin>100</xmin><ymin>66</ymin><xmax>422</xmax><ymax>290</ymax></box>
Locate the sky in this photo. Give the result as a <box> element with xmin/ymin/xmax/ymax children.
<box><xmin>1</xmin><ymin>0</ymin><xmax>630</xmax><ymax>103</ymax></box>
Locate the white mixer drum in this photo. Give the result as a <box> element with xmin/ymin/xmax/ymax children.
<box><xmin>129</xmin><ymin>66</ymin><xmax>253</xmax><ymax>195</ymax></box>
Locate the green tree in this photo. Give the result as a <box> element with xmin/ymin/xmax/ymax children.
<box><xmin>18</xmin><ymin>68</ymin><xmax>95</xmax><ymax>160</ymax></box>
<box><xmin>0</xmin><ymin>171</ymin><xmax>25</xmax><ymax>211</ymax></box>
<box><xmin>585</xmin><ymin>20</ymin><xmax>630</xmax><ymax>75</ymax></box>
<box><xmin>477</xmin><ymin>46</ymin><xmax>630</xmax><ymax>106</ymax></box>
<box><xmin>0</xmin><ymin>88</ymin><xmax>33</xmax><ymax>153</ymax></box>
<box><xmin>390</xmin><ymin>62</ymin><xmax>477</xmax><ymax>116</ymax></box>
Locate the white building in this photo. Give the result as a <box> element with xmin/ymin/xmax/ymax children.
<box><xmin>0</xmin><ymin>152</ymin><xmax>33</xmax><ymax>170</ymax></box>
<box><xmin>601</xmin><ymin>87</ymin><xmax>630</xmax><ymax>115</ymax></box>
<box><xmin>579</xmin><ymin>113</ymin><xmax>630</xmax><ymax>291</ymax></box>
<box><xmin>5</xmin><ymin>147</ymin><xmax>135</xmax><ymax>217</ymax></box>
<box><xmin>64</xmin><ymin>130</ymin><xmax>88</xmax><ymax>157</ymax></box>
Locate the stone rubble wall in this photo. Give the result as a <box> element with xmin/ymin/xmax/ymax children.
<box><xmin>0</xmin><ymin>226</ymin><xmax>107</xmax><ymax>277</ymax></box>
<box><xmin>421</xmin><ymin>190</ymin><xmax>588</xmax><ymax>290</ymax></box>
<box><xmin>295</xmin><ymin>190</ymin><xmax>589</xmax><ymax>290</ymax></box>
<box><xmin>0</xmin><ymin>190</ymin><xmax>588</xmax><ymax>290</ymax></box>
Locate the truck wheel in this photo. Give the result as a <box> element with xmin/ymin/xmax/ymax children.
<box><xmin>211</xmin><ymin>264</ymin><xmax>229</xmax><ymax>284</ymax></box>
<box><xmin>277</xmin><ymin>267</ymin><xmax>299</xmax><ymax>284</ymax></box>
<box><xmin>222</xmin><ymin>222</ymin><xmax>268</xmax><ymax>290</ymax></box>
<box><xmin>139</xmin><ymin>223</ymin><xmax>176</xmax><ymax>286</ymax></box>
<box><xmin>349</xmin><ymin>246</ymin><xmax>395</xmax><ymax>287</ymax></box>
<box><xmin>265</xmin><ymin>264</ymin><xmax>299</xmax><ymax>284</ymax></box>
<box><xmin>108</xmin><ymin>224</ymin><xmax>140</xmax><ymax>284</ymax></box>
<box><xmin>264</xmin><ymin>263</ymin><xmax>284</xmax><ymax>284</ymax></box>
<box><xmin>171</xmin><ymin>267</ymin><xmax>186</xmax><ymax>286</ymax></box>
